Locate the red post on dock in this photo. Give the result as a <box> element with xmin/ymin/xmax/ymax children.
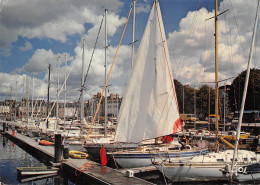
<box><xmin>12</xmin><ymin>130</ymin><xmax>15</xmax><ymax>136</ymax></box>
<box><xmin>100</xmin><ymin>146</ymin><xmax>107</xmax><ymax>166</ymax></box>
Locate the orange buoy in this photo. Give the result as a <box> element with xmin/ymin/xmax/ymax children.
<box><xmin>38</xmin><ymin>140</ymin><xmax>54</xmax><ymax>146</ymax></box>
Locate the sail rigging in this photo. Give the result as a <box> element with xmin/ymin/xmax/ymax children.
<box><xmin>114</xmin><ymin>1</ymin><xmax>181</xmax><ymax>143</ymax></box>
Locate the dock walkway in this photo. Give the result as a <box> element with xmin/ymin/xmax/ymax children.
<box><xmin>1</xmin><ymin>128</ymin><xmax>154</xmax><ymax>185</ymax></box>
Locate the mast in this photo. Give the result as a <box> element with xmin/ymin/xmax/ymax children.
<box><xmin>56</xmin><ymin>56</ymin><xmax>60</xmax><ymax>131</ymax></box>
<box><xmin>9</xmin><ymin>86</ymin><xmax>12</xmax><ymax>120</ymax></box>
<box><xmin>231</xmin><ymin>0</ymin><xmax>260</xmax><ymax>177</ymax></box>
<box><xmin>81</xmin><ymin>39</ymin><xmax>85</xmax><ymax>123</ymax></box>
<box><xmin>214</xmin><ymin>0</ymin><xmax>219</xmax><ymax>152</ymax></box>
<box><xmin>182</xmin><ymin>86</ymin><xmax>185</xmax><ymax>114</ymax></box>
<box><xmin>31</xmin><ymin>75</ymin><xmax>34</xmax><ymax>119</ymax></box>
<box><xmin>131</xmin><ymin>0</ymin><xmax>136</xmax><ymax>68</ymax></box>
<box><xmin>224</xmin><ymin>83</ymin><xmax>226</xmax><ymax>132</ymax></box>
<box><xmin>64</xmin><ymin>54</ymin><xmax>67</xmax><ymax>128</ymax></box>
<box><xmin>26</xmin><ymin>75</ymin><xmax>29</xmax><ymax>124</ymax></box>
<box><xmin>104</xmin><ymin>9</ymin><xmax>108</xmax><ymax>137</ymax></box>
<box><xmin>194</xmin><ymin>86</ymin><xmax>196</xmax><ymax>117</ymax></box>
<box><xmin>15</xmin><ymin>81</ymin><xmax>17</xmax><ymax>121</ymax></box>
<box><xmin>47</xmin><ymin>64</ymin><xmax>51</xmax><ymax>129</ymax></box>
<box><xmin>23</xmin><ymin>76</ymin><xmax>25</xmax><ymax>122</ymax></box>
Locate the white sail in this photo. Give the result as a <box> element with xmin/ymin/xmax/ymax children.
<box><xmin>114</xmin><ymin>1</ymin><xmax>181</xmax><ymax>143</ymax></box>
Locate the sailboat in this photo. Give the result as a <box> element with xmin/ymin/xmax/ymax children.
<box><xmin>108</xmin><ymin>0</ymin><xmax>208</xmax><ymax>168</ymax></box>
<box><xmin>225</xmin><ymin>0</ymin><xmax>260</xmax><ymax>182</ymax></box>
<box><xmin>154</xmin><ymin>0</ymin><xmax>260</xmax><ymax>182</ymax></box>
<box><xmin>83</xmin><ymin>3</ymin><xmax>141</xmax><ymax>158</ymax></box>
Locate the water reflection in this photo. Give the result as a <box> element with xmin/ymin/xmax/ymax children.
<box><xmin>0</xmin><ymin>134</ymin><xmax>60</xmax><ymax>184</ymax></box>
<box><xmin>2</xmin><ymin>136</ymin><xmax>7</xmax><ymax>147</ymax></box>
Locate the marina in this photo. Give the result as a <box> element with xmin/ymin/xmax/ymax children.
<box><xmin>0</xmin><ymin>0</ymin><xmax>260</xmax><ymax>184</ymax></box>
<box><xmin>1</xmin><ymin>120</ymin><xmax>260</xmax><ymax>184</ymax></box>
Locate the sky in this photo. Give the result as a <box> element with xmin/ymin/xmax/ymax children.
<box><xmin>0</xmin><ymin>0</ymin><xmax>259</xmax><ymax>102</ymax></box>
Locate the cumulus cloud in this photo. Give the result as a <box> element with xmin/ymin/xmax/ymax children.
<box><xmin>0</xmin><ymin>0</ymin><xmax>124</xmax><ymax>53</ymax></box>
<box><xmin>0</xmin><ymin>0</ymin><xmax>259</xmax><ymax>104</ymax></box>
<box><xmin>15</xmin><ymin>49</ymin><xmax>70</xmax><ymax>75</ymax></box>
<box><xmin>167</xmin><ymin>0</ymin><xmax>259</xmax><ymax>87</ymax></box>
<box><xmin>0</xmin><ymin>72</ymin><xmax>59</xmax><ymax>103</ymax></box>
<box><xmin>18</xmin><ymin>41</ymin><xmax>32</xmax><ymax>51</ymax></box>
<box><xmin>136</xmin><ymin>3</ymin><xmax>151</xmax><ymax>14</ymax></box>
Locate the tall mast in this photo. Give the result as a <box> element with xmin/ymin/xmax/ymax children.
<box><xmin>208</xmin><ymin>86</ymin><xmax>210</xmax><ymax>126</ymax></box>
<box><xmin>131</xmin><ymin>0</ymin><xmax>136</xmax><ymax>68</ymax></box>
<box><xmin>31</xmin><ymin>75</ymin><xmax>34</xmax><ymax>119</ymax></box>
<box><xmin>10</xmin><ymin>86</ymin><xmax>12</xmax><ymax>120</ymax></box>
<box><xmin>231</xmin><ymin>0</ymin><xmax>260</xmax><ymax>176</ymax></box>
<box><xmin>47</xmin><ymin>64</ymin><xmax>51</xmax><ymax>129</ymax></box>
<box><xmin>182</xmin><ymin>86</ymin><xmax>185</xmax><ymax>114</ymax></box>
<box><xmin>81</xmin><ymin>39</ymin><xmax>86</xmax><ymax>123</ymax></box>
<box><xmin>64</xmin><ymin>54</ymin><xmax>67</xmax><ymax>127</ymax></box>
<box><xmin>56</xmin><ymin>56</ymin><xmax>60</xmax><ymax>131</ymax></box>
<box><xmin>194</xmin><ymin>86</ymin><xmax>196</xmax><ymax>117</ymax></box>
<box><xmin>224</xmin><ymin>83</ymin><xmax>226</xmax><ymax>132</ymax></box>
<box><xmin>104</xmin><ymin>9</ymin><xmax>108</xmax><ymax>137</ymax></box>
<box><xmin>23</xmin><ymin>77</ymin><xmax>25</xmax><ymax>122</ymax></box>
<box><xmin>26</xmin><ymin>75</ymin><xmax>29</xmax><ymax>124</ymax></box>
<box><xmin>15</xmin><ymin>81</ymin><xmax>17</xmax><ymax>121</ymax></box>
<box><xmin>215</xmin><ymin>0</ymin><xmax>219</xmax><ymax>152</ymax></box>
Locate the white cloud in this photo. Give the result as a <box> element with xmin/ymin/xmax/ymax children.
<box><xmin>0</xmin><ymin>0</ymin><xmax>124</xmax><ymax>52</ymax></box>
<box><xmin>136</xmin><ymin>3</ymin><xmax>151</xmax><ymax>14</ymax></box>
<box><xmin>19</xmin><ymin>41</ymin><xmax>32</xmax><ymax>51</ymax></box>
<box><xmin>167</xmin><ymin>0</ymin><xmax>259</xmax><ymax>87</ymax></box>
<box><xmin>0</xmin><ymin>0</ymin><xmax>259</xmax><ymax>104</ymax></box>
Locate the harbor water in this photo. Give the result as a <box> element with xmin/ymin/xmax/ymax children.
<box><xmin>0</xmin><ymin>133</ymin><xmax>59</xmax><ymax>184</ymax></box>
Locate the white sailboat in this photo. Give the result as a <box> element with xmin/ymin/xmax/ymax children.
<box><xmin>154</xmin><ymin>0</ymin><xmax>260</xmax><ymax>182</ymax></box>
<box><xmin>226</xmin><ymin>0</ymin><xmax>260</xmax><ymax>182</ymax></box>
<box><xmin>109</xmin><ymin>0</ymin><xmax>208</xmax><ymax>169</ymax></box>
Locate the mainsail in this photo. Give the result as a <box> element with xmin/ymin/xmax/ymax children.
<box><xmin>114</xmin><ymin>1</ymin><xmax>181</xmax><ymax>143</ymax></box>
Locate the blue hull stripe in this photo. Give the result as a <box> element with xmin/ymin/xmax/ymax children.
<box><xmin>113</xmin><ymin>149</ymin><xmax>209</xmax><ymax>159</ymax></box>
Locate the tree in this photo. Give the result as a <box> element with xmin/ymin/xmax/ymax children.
<box><xmin>174</xmin><ymin>79</ymin><xmax>183</xmax><ymax>112</ymax></box>
<box><xmin>174</xmin><ymin>80</ymin><xmax>196</xmax><ymax>115</ymax></box>
<box><xmin>196</xmin><ymin>85</ymin><xmax>215</xmax><ymax>120</ymax></box>
<box><xmin>228</xmin><ymin>68</ymin><xmax>260</xmax><ymax>112</ymax></box>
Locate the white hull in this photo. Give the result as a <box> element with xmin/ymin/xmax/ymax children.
<box><xmin>155</xmin><ymin>150</ymin><xmax>260</xmax><ymax>182</ymax></box>
<box><xmin>234</xmin><ymin>173</ymin><xmax>260</xmax><ymax>182</ymax></box>
<box><xmin>20</xmin><ymin>170</ymin><xmax>57</xmax><ymax>176</ymax></box>
<box><xmin>116</xmin><ymin>155</ymin><xmax>193</xmax><ymax>169</ymax></box>
<box><xmin>156</xmin><ymin>163</ymin><xmax>227</xmax><ymax>182</ymax></box>
<box><xmin>230</xmin><ymin>163</ymin><xmax>260</xmax><ymax>182</ymax></box>
<box><xmin>113</xmin><ymin>148</ymin><xmax>209</xmax><ymax>168</ymax></box>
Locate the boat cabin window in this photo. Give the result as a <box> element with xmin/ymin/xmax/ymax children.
<box><xmin>251</xmin><ymin>157</ymin><xmax>256</xmax><ymax>161</ymax></box>
<box><xmin>168</xmin><ymin>147</ymin><xmax>180</xmax><ymax>151</ymax></box>
<box><xmin>244</xmin><ymin>158</ymin><xmax>248</xmax><ymax>161</ymax></box>
<box><xmin>230</xmin><ymin>158</ymin><xmax>237</xmax><ymax>162</ymax></box>
<box><xmin>216</xmin><ymin>159</ymin><xmax>224</xmax><ymax>162</ymax></box>
<box><xmin>145</xmin><ymin>148</ymin><xmax>160</xmax><ymax>151</ymax></box>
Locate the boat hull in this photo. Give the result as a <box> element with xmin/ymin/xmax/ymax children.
<box><xmin>17</xmin><ymin>167</ymin><xmax>58</xmax><ymax>177</ymax></box>
<box><xmin>156</xmin><ymin>163</ymin><xmax>227</xmax><ymax>182</ymax></box>
<box><xmin>232</xmin><ymin>163</ymin><xmax>260</xmax><ymax>182</ymax></box>
<box><xmin>155</xmin><ymin>150</ymin><xmax>260</xmax><ymax>182</ymax></box>
<box><xmin>84</xmin><ymin>143</ymin><xmax>139</xmax><ymax>159</ymax></box>
<box><xmin>113</xmin><ymin>149</ymin><xmax>209</xmax><ymax>168</ymax></box>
